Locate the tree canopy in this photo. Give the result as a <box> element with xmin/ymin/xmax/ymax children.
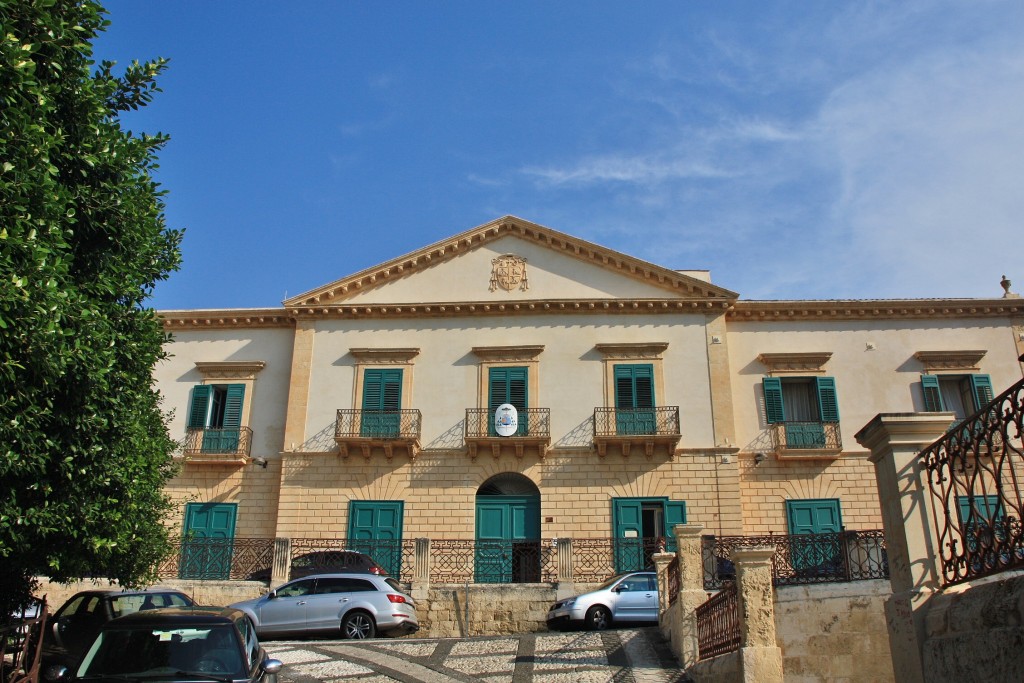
<box><xmin>0</xmin><ymin>0</ymin><xmax>183</xmax><ymax>614</ymax></box>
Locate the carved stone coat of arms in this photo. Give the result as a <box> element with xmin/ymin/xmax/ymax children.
<box><xmin>489</xmin><ymin>254</ymin><xmax>529</xmax><ymax>292</ymax></box>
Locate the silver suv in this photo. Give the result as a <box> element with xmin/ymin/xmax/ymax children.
<box><xmin>546</xmin><ymin>571</ymin><xmax>658</xmax><ymax>631</ymax></box>
<box><xmin>230</xmin><ymin>574</ymin><xmax>418</xmax><ymax>639</ymax></box>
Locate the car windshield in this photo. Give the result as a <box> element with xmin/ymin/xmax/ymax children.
<box><xmin>595</xmin><ymin>573</ymin><xmax>633</xmax><ymax>590</ymax></box>
<box><xmin>109</xmin><ymin>594</ymin><xmax>191</xmax><ymax>618</ymax></box>
<box><xmin>78</xmin><ymin>624</ymin><xmax>244</xmax><ymax>679</ymax></box>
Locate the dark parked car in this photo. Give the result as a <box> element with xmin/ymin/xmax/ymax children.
<box><xmin>46</xmin><ymin>606</ymin><xmax>282</xmax><ymax>683</ymax></box>
<box><xmin>249</xmin><ymin>549</ymin><xmax>387</xmax><ymax>581</ymax></box>
<box><xmin>230</xmin><ymin>573</ymin><xmax>418</xmax><ymax>639</ymax></box>
<box><xmin>41</xmin><ymin>589</ymin><xmax>195</xmax><ymax>674</ymax></box>
<box><xmin>546</xmin><ymin>571</ymin><xmax>658</xmax><ymax>631</ymax></box>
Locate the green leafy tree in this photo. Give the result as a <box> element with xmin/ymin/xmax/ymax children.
<box><xmin>0</xmin><ymin>0</ymin><xmax>183</xmax><ymax>615</ymax></box>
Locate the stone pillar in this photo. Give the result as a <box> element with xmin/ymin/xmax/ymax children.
<box><xmin>412</xmin><ymin>538</ymin><xmax>430</xmax><ymax>602</ymax></box>
<box><xmin>672</xmin><ymin>524</ymin><xmax>707</xmax><ymax>668</ymax></box>
<box><xmin>733</xmin><ymin>547</ymin><xmax>783</xmax><ymax>683</ymax></box>
<box><xmin>555</xmin><ymin>538</ymin><xmax>575</xmax><ymax>600</ymax></box>
<box><xmin>855</xmin><ymin>412</ymin><xmax>955</xmax><ymax>683</ymax></box>
<box><xmin>652</xmin><ymin>551</ymin><xmax>675</xmax><ymax>618</ymax></box>
<box><xmin>271</xmin><ymin>537</ymin><xmax>291</xmax><ymax>586</ymax></box>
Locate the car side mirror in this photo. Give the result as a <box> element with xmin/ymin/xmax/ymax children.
<box><xmin>612</xmin><ymin>585</ymin><xmax>624</xmax><ymax>593</ymax></box>
<box><xmin>267</xmin><ymin>590</ymin><xmax>277</xmax><ymax>599</ymax></box>
<box><xmin>261</xmin><ymin>657</ymin><xmax>283</xmax><ymax>683</ymax></box>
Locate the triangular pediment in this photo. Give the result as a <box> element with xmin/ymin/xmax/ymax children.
<box><xmin>284</xmin><ymin>216</ymin><xmax>736</xmax><ymax>309</ymax></box>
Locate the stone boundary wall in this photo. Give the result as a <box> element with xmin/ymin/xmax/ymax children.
<box><xmin>35</xmin><ymin>577</ymin><xmax>565</xmax><ymax>638</ymax></box>
<box><xmin>774</xmin><ymin>579</ymin><xmax>894</xmax><ymax>683</ymax></box>
<box><xmin>419</xmin><ymin>584</ymin><xmax>559</xmax><ymax>638</ymax></box>
<box><xmin>921</xmin><ymin>572</ymin><xmax>1024</xmax><ymax>683</ymax></box>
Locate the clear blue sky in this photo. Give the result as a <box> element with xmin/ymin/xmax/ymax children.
<box><xmin>95</xmin><ymin>1</ymin><xmax>1024</xmax><ymax>310</ymax></box>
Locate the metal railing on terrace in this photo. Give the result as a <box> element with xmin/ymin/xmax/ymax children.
<box><xmin>769</xmin><ymin>421</ymin><xmax>842</xmax><ymax>452</ymax></box>
<box><xmin>695</xmin><ymin>581</ymin><xmax>741</xmax><ymax>659</ymax></box>
<box><xmin>334</xmin><ymin>409</ymin><xmax>422</xmax><ymax>440</ymax></box>
<box><xmin>464</xmin><ymin>408</ymin><xmax>551</xmax><ymax>439</ymax></box>
<box><xmin>593</xmin><ymin>406</ymin><xmax>680</xmax><ymax>438</ymax></box>
<box><xmin>701</xmin><ymin>530</ymin><xmax>888</xmax><ymax>591</ymax></box>
<box><xmin>921</xmin><ymin>375</ymin><xmax>1024</xmax><ymax>586</ymax></box>
<box><xmin>181</xmin><ymin>427</ymin><xmax>253</xmax><ymax>458</ymax></box>
<box><xmin>0</xmin><ymin>598</ymin><xmax>47</xmax><ymax>683</ymax></box>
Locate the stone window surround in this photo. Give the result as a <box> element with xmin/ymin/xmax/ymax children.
<box><xmin>349</xmin><ymin>348</ymin><xmax>420</xmax><ymax>409</ymax></box>
<box><xmin>757</xmin><ymin>352</ymin><xmax>832</xmax><ymax>376</ymax></box>
<box><xmin>470</xmin><ymin>345</ymin><xmax>544</xmax><ymax>409</ymax></box>
<box><xmin>193</xmin><ymin>360</ymin><xmax>266</xmax><ymax>427</ymax></box>
<box><xmin>594</xmin><ymin>342</ymin><xmax>669</xmax><ymax>407</ymax></box>
<box><xmin>913</xmin><ymin>350</ymin><xmax>987</xmax><ymax>373</ymax></box>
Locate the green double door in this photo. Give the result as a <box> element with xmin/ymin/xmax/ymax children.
<box><xmin>475</xmin><ymin>495</ymin><xmax>540</xmax><ymax>583</ymax></box>
<box><xmin>181</xmin><ymin>502</ymin><xmax>237</xmax><ymax>579</ymax></box>
<box><xmin>786</xmin><ymin>499</ymin><xmax>842</xmax><ymax>573</ymax></box>
<box><xmin>613</xmin><ymin>498</ymin><xmax>686</xmax><ymax>572</ymax></box>
<box><xmin>348</xmin><ymin>501</ymin><xmax>404</xmax><ymax>577</ymax></box>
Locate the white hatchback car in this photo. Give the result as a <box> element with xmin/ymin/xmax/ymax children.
<box><xmin>230</xmin><ymin>574</ymin><xmax>418</xmax><ymax>639</ymax></box>
<box><xmin>546</xmin><ymin>571</ymin><xmax>658</xmax><ymax>631</ymax></box>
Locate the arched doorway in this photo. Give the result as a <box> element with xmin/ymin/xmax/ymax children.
<box><xmin>475</xmin><ymin>473</ymin><xmax>541</xmax><ymax>583</ymax></box>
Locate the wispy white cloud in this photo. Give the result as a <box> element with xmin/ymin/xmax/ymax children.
<box><xmin>505</xmin><ymin>0</ymin><xmax>1024</xmax><ymax>299</ymax></box>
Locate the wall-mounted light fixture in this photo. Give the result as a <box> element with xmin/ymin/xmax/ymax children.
<box><xmin>251</xmin><ymin>456</ymin><xmax>268</xmax><ymax>469</ymax></box>
<box><xmin>754</xmin><ymin>452</ymin><xmax>767</xmax><ymax>465</ymax></box>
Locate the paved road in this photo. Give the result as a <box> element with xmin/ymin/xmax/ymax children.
<box><xmin>270</xmin><ymin>627</ymin><xmax>689</xmax><ymax>683</ymax></box>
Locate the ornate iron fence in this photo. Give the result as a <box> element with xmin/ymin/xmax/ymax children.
<box><xmin>570</xmin><ymin>537</ymin><xmax>664</xmax><ymax>583</ymax></box>
<box><xmin>334</xmin><ymin>409</ymin><xmax>422</xmax><ymax>440</ymax></box>
<box><xmin>290</xmin><ymin>538</ymin><xmax>416</xmax><ymax>583</ymax></box>
<box><xmin>921</xmin><ymin>375</ymin><xmax>1024</xmax><ymax>586</ymax></box>
<box><xmin>701</xmin><ymin>530</ymin><xmax>888</xmax><ymax>590</ymax></box>
<box><xmin>593</xmin><ymin>406</ymin><xmax>680</xmax><ymax>438</ymax></box>
<box><xmin>464</xmin><ymin>408</ymin><xmax>551</xmax><ymax>438</ymax></box>
<box><xmin>429</xmin><ymin>539</ymin><xmax>557</xmax><ymax>584</ymax></box>
<box><xmin>769</xmin><ymin>421</ymin><xmax>842</xmax><ymax>452</ymax></box>
<box><xmin>696</xmin><ymin>581</ymin><xmax>741</xmax><ymax>659</ymax></box>
<box><xmin>667</xmin><ymin>555</ymin><xmax>680</xmax><ymax>605</ymax></box>
<box><xmin>156</xmin><ymin>537</ymin><xmax>275</xmax><ymax>580</ymax></box>
<box><xmin>181</xmin><ymin>427</ymin><xmax>253</xmax><ymax>458</ymax></box>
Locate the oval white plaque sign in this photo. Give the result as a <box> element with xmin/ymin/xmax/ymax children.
<box><xmin>494</xmin><ymin>403</ymin><xmax>519</xmax><ymax>437</ymax></box>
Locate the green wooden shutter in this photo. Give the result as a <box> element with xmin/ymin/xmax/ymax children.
<box><xmin>921</xmin><ymin>375</ymin><xmax>945</xmax><ymax>412</ymax></box>
<box><xmin>488</xmin><ymin>367</ymin><xmax>528</xmax><ymax>436</ymax></box>
<box><xmin>663</xmin><ymin>501</ymin><xmax>687</xmax><ymax>553</ymax></box>
<box><xmin>969</xmin><ymin>375</ymin><xmax>994</xmax><ymax>411</ymax></box>
<box><xmin>763</xmin><ymin>377</ymin><xmax>785</xmax><ymax>423</ymax></box>
<box><xmin>361</xmin><ymin>369</ymin><xmax>402</xmax><ymax>437</ymax></box>
<box><xmin>188</xmin><ymin>385</ymin><xmax>212</xmax><ymax>428</ymax></box>
<box><xmin>815</xmin><ymin>377</ymin><xmax>840</xmax><ymax>422</ymax></box>
<box><xmin>615</xmin><ymin>365</ymin><xmax>655</xmax><ymax>435</ymax></box>
<box><xmin>613</xmin><ymin>499</ymin><xmax>645</xmax><ymax>572</ymax></box>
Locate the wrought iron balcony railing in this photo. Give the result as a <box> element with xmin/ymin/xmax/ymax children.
<box><xmin>182</xmin><ymin>427</ymin><xmax>253</xmax><ymax>461</ymax></box>
<box><xmin>334</xmin><ymin>409</ymin><xmax>422</xmax><ymax>459</ymax></box>
<box><xmin>701</xmin><ymin>529</ymin><xmax>888</xmax><ymax>590</ymax></box>
<box><xmin>696</xmin><ymin>581</ymin><xmax>741</xmax><ymax>659</ymax></box>
<box><xmin>768</xmin><ymin>420</ymin><xmax>842</xmax><ymax>455</ymax></box>
<box><xmin>464</xmin><ymin>408</ymin><xmax>551</xmax><ymax>459</ymax></box>
<box><xmin>921</xmin><ymin>375</ymin><xmax>1024</xmax><ymax>586</ymax></box>
<box><xmin>592</xmin><ymin>406</ymin><xmax>681</xmax><ymax>457</ymax></box>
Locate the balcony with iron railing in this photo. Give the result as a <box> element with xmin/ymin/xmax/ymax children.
<box><xmin>592</xmin><ymin>406</ymin><xmax>681</xmax><ymax>458</ymax></box>
<box><xmin>920</xmin><ymin>373</ymin><xmax>1024</xmax><ymax>586</ymax></box>
<box><xmin>768</xmin><ymin>420</ymin><xmax>842</xmax><ymax>459</ymax></box>
<box><xmin>181</xmin><ymin>427</ymin><xmax>253</xmax><ymax>464</ymax></box>
<box><xmin>335</xmin><ymin>409</ymin><xmax>422</xmax><ymax>460</ymax></box>
<box><xmin>464</xmin><ymin>408</ymin><xmax>551</xmax><ymax>460</ymax></box>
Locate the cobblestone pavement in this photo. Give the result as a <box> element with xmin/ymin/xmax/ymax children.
<box><xmin>270</xmin><ymin>627</ymin><xmax>689</xmax><ymax>683</ymax></box>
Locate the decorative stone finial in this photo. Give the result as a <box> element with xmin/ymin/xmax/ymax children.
<box><xmin>1001</xmin><ymin>275</ymin><xmax>1020</xmax><ymax>298</ymax></box>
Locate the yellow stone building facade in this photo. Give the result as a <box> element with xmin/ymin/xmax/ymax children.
<box><xmin>155</xmin><ymin>216</ymin><xmax>1024</xmax><ymax>577</ymax></box>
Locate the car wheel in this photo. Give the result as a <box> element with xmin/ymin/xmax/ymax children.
<box><xmin>341</xmin><ymin>611</ymin><xmax>376</xmax><ymax>639</ymax></box>
<box><xmin>585</xmin><ymin>605</ymin><xmax>611</xmax><ymax>631</ymax></box>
